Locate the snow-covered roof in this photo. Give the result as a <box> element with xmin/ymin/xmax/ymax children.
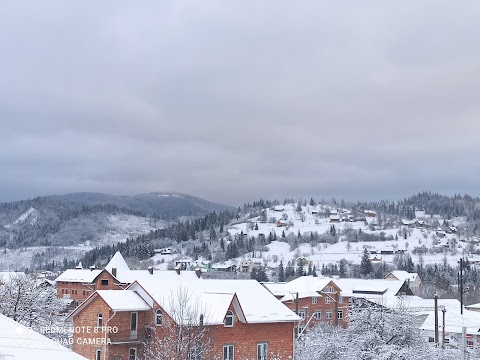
<box><xmin>113</xmin><ymin>269</ymin><xmax>200</xmax><ymax>284</ymax></box>
<box><xmin>386</xmin><ymin>271</ymin><xmax>419</xmax><ymax>282</ymax></box>
<box><xmin>0</xmin><ymin>313</ymin><xmax>87</xmax><ymax>360</ymax></box>
<box><xmin>212</xmin><ymin>261</ymin><xmax>237</xmax><ymax>269</ymax></box>
<box><xmin>105</xmin><ymin>251</ymin><xmax>130</xmax><ymax>274</ymax></box>
<box><xmin>331</xmin><ymin>278</ymin><xmax>407</xmax><ymax>299</ymax></box>
<box><xmin>54</xmin><ymin>269</ymin><xmax>102</xmax><ymax>283</ymax></box>
<box><xmin>129</xmin><ymin>278</ymin><xmax>300</xmax><ymax>325</ymax></box>
<box><xmin>96</xmin><ymin>290</ymin><xmax>151</xmax><ymax>311</ymax></box>
<box><xmin>264</xmin><ymin>276</ymin><xmax>337</xmax><ymax>301</ymax></box>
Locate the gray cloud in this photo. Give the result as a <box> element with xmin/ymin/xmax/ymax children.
<box><xmin>1</xmin><ymin>1</ymin><xmax>480</xmax><ymax>205</ymax></box>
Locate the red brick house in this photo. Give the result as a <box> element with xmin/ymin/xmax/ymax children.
<box><xmin>263</xmin><ymin>276</ymin><xmax>349</xmax><ymax>332</ymax></box>
<box><xmin>55</xmin><ymin>252</ymin><xmax>133</xmax><ymax>307</ymax></box>
<box><xmin>66</xmin><ymin>275</ymin><xmax>300</xmax><ymax>360</ymax></box>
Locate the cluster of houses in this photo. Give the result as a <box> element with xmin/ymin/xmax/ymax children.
<box><xmin>49</xmin><ymin>252</ymin><xmax>480</xmax><ymax>359</ymax></box>
<box><xmin>3</xmin><ymin>250</ymin><xmax>479</xmax><ymax>359</ymax></box>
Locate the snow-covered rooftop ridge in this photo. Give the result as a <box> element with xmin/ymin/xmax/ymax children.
<box><xmin>55</xmin><ymin>269</ymin><xmax>102</xmax><ymax>283</ymax></box>
<box><xmin>386</xmin><ymin>270</ymin><xmax>419</xmax><ymax>282</ymax></box>
<box><xmin>0</xmin><ymin>313</ymin><xmax>87</xmax><ymax>360</ymax></box>
<box><xmin>96</xmin><ymin>290</ymin><xmax>151</xmax><ymax>311</ymax></box>
<box><xmin>264</xmin><ymin>276</ymin><xmax>336</xmax><ymax>301</ymax></box>
<box><xmin>330</xmin><ymin>278</ymin><xmax>407</xmax><ymax>298</ymax></box>
<box><xmin>105</xmin><ymin>251</ymin><xmax>130</xmax><ymax>274</ymax></box>
<box><xmin>129</xmin><ymin>277</ymin><xmax>300</xmax><ymax>325</ymax></box>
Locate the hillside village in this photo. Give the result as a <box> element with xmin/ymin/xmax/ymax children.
<box><xmin>2</xmin><ymin>194</ymin><xmax>480</xmax><ymax>359</ymax></box>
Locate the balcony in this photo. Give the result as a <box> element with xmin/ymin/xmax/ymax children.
<box><xmin>108</xmin><ymin>329</ymin><xmax>146</xmax><ymax>344</ymax></box>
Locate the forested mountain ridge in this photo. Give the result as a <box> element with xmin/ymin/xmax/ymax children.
<box><xmin>0</xmin><ymin>193</ymin><xmax>232</xmax><ymax>262</ymax></box>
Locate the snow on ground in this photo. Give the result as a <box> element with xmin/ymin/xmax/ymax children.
<box><xmin>224</xmin><ymin>203</ymin><xmax>472</xmax><ymax>269</ymax></box>
<box><xmin>4</xmin><ymin>207</ymin><xmax>38</xmax><ymax>228</ymax></box>
<box><xmin>98</xmin><ymin>214</ymin><xmax>161</xmax><ymax>246</ymax></box>
<box><xmin>0</xmin><ymin>246</ymin><xmax>91</xmax><ymax>271</ymax></box>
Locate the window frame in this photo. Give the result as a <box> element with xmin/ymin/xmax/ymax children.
<box><xmin>326</xmin><ymin>310</ymin><xmax>332</xmax><ymax>320</ymax></box>
<box><xmin>97</xmin><ymin>313</ymin><xmax>103</xmax><ymax>327</ymax></box>
<box><xmin>325</xmin><ymin>296</ymin><xmax>331</xmax><ymax>304</ymax></box>
<box><xmin>96</xmin><ymin>349</ymin><xmax>101</xmax><ymax>360</ymax></box>
<box><xmin>298</xmin><ymin>310</ymin><xmax>306</xmax><ymax>320</ymax></box>
<box><xmin>314</xmin><ymin>311</ymin><xmax>321</xmax><ymax>320</ymax></box>
<box><xmin>155</xmin><ymin>309</ymin><xmax>163</xmax><ymax>326</ymax></box>
<box><xmin>312</xmin><ymin>296</ymin><xmax>318</xmax><ymax>304</ymax></box>
<box><xmin>101</xmin><ymin>279</ymin><xmax>109</xmax><ymax>286</ymax></box>
<box><xmin>224</xmin><ymin>310</ymin><xmax>234</xmax><ymax>327</ymax></box>
<box><xmin>129</xmin><ymin>347</ymin><xmax>137</xmax><ymax>360</ymax></box>
<box><xmin>223</xmin><ymin>344</ymin><xmax>234</xmax><ymax>360</ymax></box>
<box><xmin>337</xmin><ymin>310</ymin><xmax>343</xmax><ymax>319</ymax></box>
<box><xmin>257</xmin><ymin>342</ymin><xmax>268</xmax><ymax>360</ymax></box>
<box><xmin>339</xmin><ymin>296</ymin><xmax>344</xmax><ymax>303</ymax></box>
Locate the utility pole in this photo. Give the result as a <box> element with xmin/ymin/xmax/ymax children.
<box><xmin>434</xmin><ymin>294</ymin><xmax>439</xmax><ymax>345</ymax></box>
<box><xmin>442</xmin><ymin>308</ymin><xmax>446</xmax><ymax>349</ymax></box>
<box><xmin>460</xmin><ymin>258</ymin><xmax>464</xmax><ymax>315</ymax></box>
<box><xmin>461</xmin><ymin>326</ymin><xmax>466</xmax><ymax>360</ymax></box>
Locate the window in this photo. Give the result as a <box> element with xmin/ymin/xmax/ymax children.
<box><xmin>326</xmin><ymin>310</ymin><xmax>332</xmax><ymax>320</ymax></box>
<box><xmin>337</xmin><ymin>310</ymin><xmax>343</xmax><ymax>319</ymax></box>
<box><xmin>257</xmin><ymin>343</ymin><xmax>268</xmax><ymax>360</ymax></box>
<box><xmin>298</xmin><ymin>310</ymin><xmax>306</xmax><ymax>320</ymax></box>
<box><xmin>61</xmin><ymin>289</ymin><xmax>65</xmax><ymax>294</ymax></box>
<box><xmin>129</xmin><ymin>348</ymin><xmax>136</xmax><ymax>360</ymax></box>
<box><xmin>131</xmin><ymin>312</ymin><xmax>138</xmax><ymax>331</ymax></box>
<box><xmin>74</xmin><ymin>300</ymin><xmax>79</xmax><ymax>308</ymax></box>
<box><xmin>329</xmin><ymin>287</ymin><xmax>334</xmax><ymax>293</ymax></box>
<box><xmin>325</xmin><ymin>297</ymin><xmax>331</xmax><ymax>304</ymax></box>
<box><xmin>314</xmin><ymin>311</ymin><xmax>321</xmax><ymax>320</ymax></box>
<box><xmin>189</xmin><ymin>346</ymin><xmax>201</xmax><ymax>360</ymax></box>
<box><xmin>156</xmin><ymin>309</ymin><xmax>163</xmax><ymax>326</ymax></box>
<box><xmin>65</xmin><ymin>288</ymin><xmax>69</xmax><ymax>294</ymax></box>
<box><xmin>467</xmin><ymin>341</ymin><xmax>474</xmax><ymax>349</ymax></box>
<box><xmin>96</xmin><ymin>350</ymin><xmax>101</xmax><ymax>360</ymax></box>
<box><xmin>72</xmin><ymin>289</ymin><xmax>77</xmax><ymax>295</ymax></box>
<box><xmin>428</xmin><ymin>337</ymin><xmax>435</xmax><ymax>343</ymax></box>
<box><xmin>312</xmin><ymin>297</ymin><xmax>318</xmax><ymax>304</ymax></box>
<box><xmin>223</xmin><ymin>345</ymin><xmax>234</xmax><ymax>360</ymax></box>
<box><xmin>224</xmin><ymin>310</ymin><xmax>234</xmax><ymax>327</ymax></box>
<box><xmin>339</xmin><ymin>296</ymin><xmax>344</xmax><ymax>303</ymax></box>
<box><xmin>97</xmin><ymin>313</ymin><xmax>103</xmax><ymax>327</ymax></box>
<box><xmin>101</xmin><ymin>279</ymin><xmax>109</xmax><ymax>286</ymax></box>
<box><xmin>83</xmin><ymin>290</ymin><xmax>87</xmax><ymax>296</ymax></box>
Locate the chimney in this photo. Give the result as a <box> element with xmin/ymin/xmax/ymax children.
<box><xmin>148</xmin><ymin>266</ymin><xmax>153</xmax><ymax>275</ymax></box>
<box><xmin>90</xmin><ymin>265</ymin><xmax>96</xmax><ymax>271</ymax></box>
<box><xmin>112</xmin><ymin>268</ymin><xmax>117</xmax><ymax>277</ymax></box>
<box><xmin>195</xmin><ymin>267</ymin><xmax>202</xmax><ymax>279</ymax></box>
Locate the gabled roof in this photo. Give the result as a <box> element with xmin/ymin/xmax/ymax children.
<box><xmin>54</xmin><ymin>269</ymin><xmax>102</xmax><ymax>283</ymax></box>
<box><xmin>128</xmin><ymin>278</ymin><xmax>300</xmax><ymax>325</ymax></box>
<box><xmin>386</xmin><ymin>271</ymin><xmax>419</xmax><ymax>282</ymax></box>
<box><xmin>0</xmin><ymin>313</ymin><xmax>87</xmax><ymax>360</ymax></box>
<box><xmin>263</xmin><ymin>276</ymin><xmax>339</xmax><ymax>301</ymax></box>
<box><xmin>105</xmin><ymin>251</ymin><xmax>130</xmax><ymax>274</ymax></box>
<box><xmin>332</xmin><ymin>278</ymin><xmax>408</xmax><ymax>301</ymax></box>
<box><xmin>66</xmin><ymin>290</ymin><xmax>152</xmax><ymax>321</ymax></box>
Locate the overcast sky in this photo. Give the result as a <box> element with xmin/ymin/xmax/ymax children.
<box><xmin>1</xmin><ymin>1</ymin><xmax>480</xmax><ymax>206</ymax></box>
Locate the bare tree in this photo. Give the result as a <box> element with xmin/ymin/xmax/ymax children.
<box><xmin>144</xmin><ymin>285</ymin><xmax>216</xmax><ymax>360</ymax></box>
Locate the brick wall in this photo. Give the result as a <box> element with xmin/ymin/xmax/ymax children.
<box><xmin>57</xmin><ymin>271</ymin><xmax>123</xmax><ymax>306</ymax></box>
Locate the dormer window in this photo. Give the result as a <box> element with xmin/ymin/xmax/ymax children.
<box><xmin>156</xmin><ymin>309</ymin><xmax>163</xmax><ymax>326</ymax></box>
<box><xmin>98</xmin><ymin>313</ymin><xmax>103</xmax><ymax>327</ymax></box>
<box><xmin>224</xmin><ymin>310</ymin><xmax>234</xmax><ymax>327</ymax></box>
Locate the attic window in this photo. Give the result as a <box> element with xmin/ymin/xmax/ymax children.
<box><xmin>224</xmin><ymin>310</ymin><xmax>234</xmax><ymax>327</ymax></box>
<box><xmin>156</xmin><ymin>309</ymin><xmax>162</xmax><ymax>326</ymax></box>
<box><xmin>101</xmin><ymin>279</ymin><xmax>109</xmax><ymax>286</ymax></box>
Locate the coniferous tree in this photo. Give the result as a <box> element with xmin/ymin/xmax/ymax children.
<box><xmin>278</xmin><ymin>261</ymin><xmax>285</xmax><ymax>282</ymax></box>
<box><xmin>360</xmin><ymin>247</ymin><xmax>373</xmax><ymax>277</ymax></box>
<box><xmin>312</xmin><ymin>265</ymin><xmax>318</xmax><ymax>277</ymax></box>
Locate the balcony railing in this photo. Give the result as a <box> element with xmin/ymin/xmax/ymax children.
<box><xmin>108</xmin><ymin>329</ymin><xmax>146</xmax><ymax>344</ymax></box>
